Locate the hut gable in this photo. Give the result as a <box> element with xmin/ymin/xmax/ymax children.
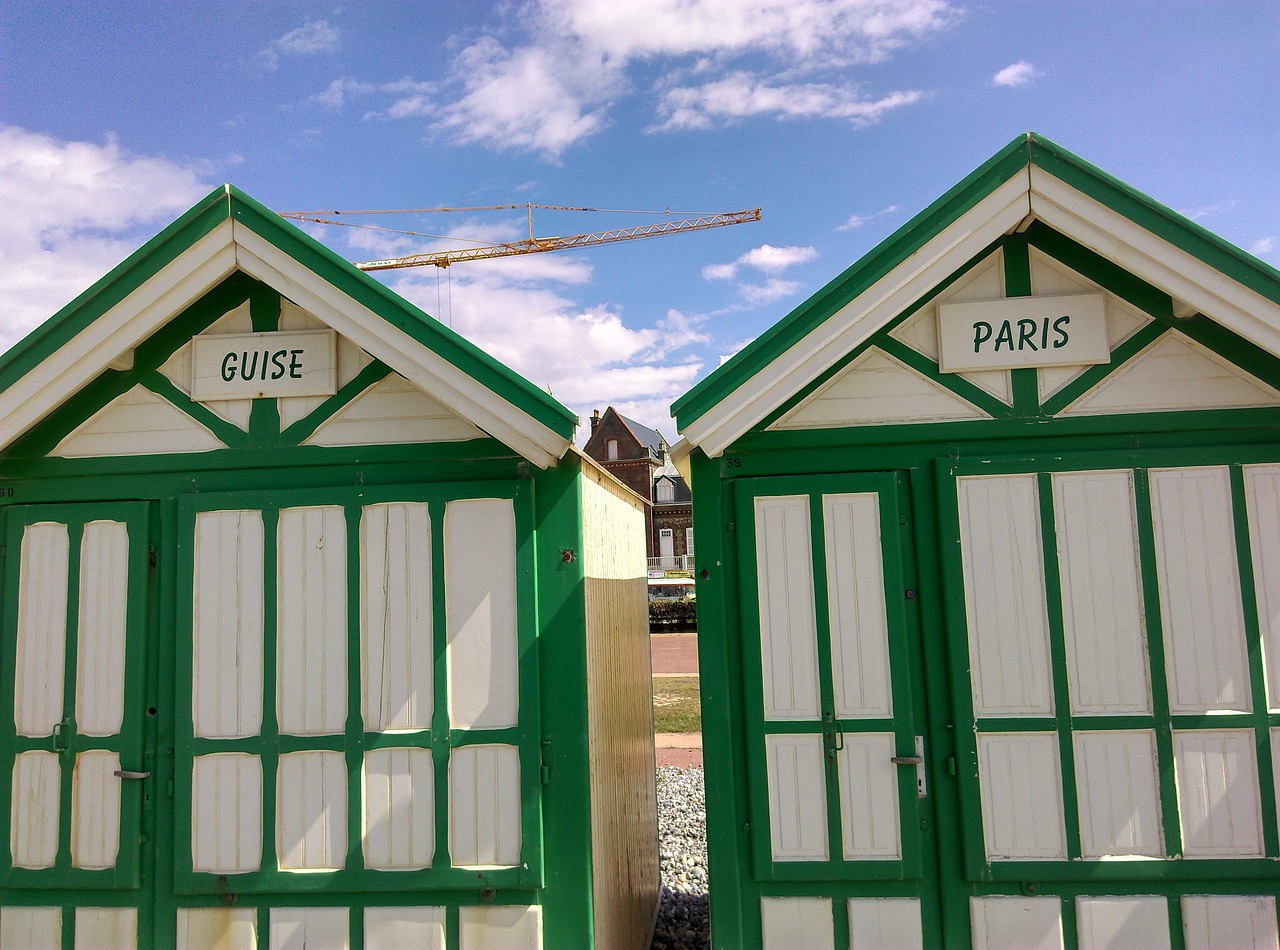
<box><xmin>0</xmin><ymin>185</ymin><xmax>575</xmax><ymax>468</ymax></box>
<box><xmin>673</xmin><ymin>133</ymin><xmax>1280</xmax><ymax>459</ymax></box>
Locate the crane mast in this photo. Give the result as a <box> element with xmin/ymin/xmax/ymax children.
<box><xmin>278</xmin><ymin>204</ymin><xmax>761</xmax><ymax>270</ymax></box>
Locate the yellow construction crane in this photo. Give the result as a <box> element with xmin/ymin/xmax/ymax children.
<box><xmin>277</xmin><ymin>203</ymin><xmax>761</xmax><ymax>270</ymax></box>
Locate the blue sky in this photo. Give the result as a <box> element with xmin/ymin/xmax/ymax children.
<box><xmin>2</xmin><ymin>0</ymin><xmax>1276</xmax><ymax>437</ymax></box>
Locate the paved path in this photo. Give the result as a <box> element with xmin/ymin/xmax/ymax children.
<box><xmin>653</xmin><ymin>633</ymin><xmax>702</xmax><ymax>767</ymax></box>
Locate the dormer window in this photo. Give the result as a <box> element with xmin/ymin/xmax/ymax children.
<box><xmin>656</xmin><ymin>479</ymin><xmax>674</xmax><ymax>503</ymax></box>
<box><xmin>607</xmin><ymin>439</ymin><xmax>619</xmax><ymax>460</ymax></box>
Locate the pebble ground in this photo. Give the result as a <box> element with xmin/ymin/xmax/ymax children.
<box><xmin>651</xmin><ymin>766</ymin><xmax>710</xmax><ymax>950</ymax></box>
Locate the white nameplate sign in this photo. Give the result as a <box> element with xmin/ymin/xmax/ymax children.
<box><xmin>191</xmin><ymin>329</ymin><xmax>338</xmax><ymax>401</ymax></box>
<box><xmin>938</xmin><ymin>292</ymin><xmax>1110</xmax><ymax>373</ymax></box>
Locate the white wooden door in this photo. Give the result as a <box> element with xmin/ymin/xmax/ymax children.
<box><xmin>0</xmin><ymin>502</ymin><xmax>151</xmax><ymax>948</ymax></box>
<box><xmin>737</xmin><ymin>473</ymin><xmax>939</xmax><ymax>950</ymax></box>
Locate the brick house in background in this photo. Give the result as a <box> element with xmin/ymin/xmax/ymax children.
<box><xmin>584</xmin><ymin>407</ymin><xmax>694</xmax><ymax>574</ymax></box>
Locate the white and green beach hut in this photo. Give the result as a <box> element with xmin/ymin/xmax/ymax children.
<box><xmin>672</xmin><ymin>133</ymin><xmax>1280</xmax><ymax>950</ymax></box>
<box><xmin>0</xmin><ymin>186</ymin><xmax>658</xmax><ymax>949</ymax></box>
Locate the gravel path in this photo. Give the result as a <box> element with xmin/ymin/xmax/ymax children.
<box><xmin>652</xmin><ymin>767</ymin><xmax>711</xmax><ymax>950</ymax></box>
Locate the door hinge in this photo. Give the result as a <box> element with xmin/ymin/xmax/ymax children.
<box><xmin>540</xmin><ymin>739</ymin><xmax>552</xmax><ymax>785</ymax></box>
<box><xmin>148</xmin><ymin>545</ymin><xmax>157</xmax><ymax>568</ymax></box>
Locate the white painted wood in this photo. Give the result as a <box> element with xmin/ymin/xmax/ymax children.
<box><xmin>190</xmin><ymin>329</ymin><xmax>337</xmax><ymax>402</ymax></box>
<box><xmin>1052</xmin><ymin>471</ymin><xmax>1151</xmax><ymax>714</ymax></box>
<box><xmin>277</xmin><ymin>299</ymin><xmax>374</xmax><ymax>430</ymax></box>
<box><xmin>760</xmin><ymin>897</ymin><xmax>834</xmax><ymax>950</ymax></box>
<box><xmin>1182</xmin><ymin>895</ymin><xmax>1279</xmax><ymax>950</ymax></box>
<box><xmin>1062</xmin><ymin>332</ymin><xmax>1280</xmax><ymax>417</ymax></box>
<box><xmin>1274</xmin><ymin>729</ymin><xmax>1280</xmax><ymax>835</ymax></box>
<box><xmin>754</xmin><ymin>496</ymin><xmax>821</xmax><ymax>720</ymax></box>
<box><xmin>361</xmin><ymin>503</ymin><xmax>434</xmax><ymax>732</ymax></box>
<box><xmin>445</xmin><ymin>499</ymin><xmax>519</xmax><ymax>731</ymax></box>
<box><xmin>176</xmin><ymin>908</ymin><xmax>259</xmax><ymax>950</ymax></box>
<box><xmin>14</xmin><ymin>522</ymin><xmax>69</xmax><ymax>737</ymax></box>
<box><xmin>277</xmin><ymin>751</ymin><xmax>347</xmax><ymax>870</ymax></box>
<box><xmin>52</xmin><ymin>384</ymin><xmax>227</xmax><ymax>457</ymax></box>
<box><xmin>1244</xmin><ymin>464</ymin><xmax>1280</xmax><ymax>712</ymax></box>
<box><xmin>305</xmin><ymin>373</ymin><xmax>487</xmax><ymax>447</ymax></box>
<box><xmin>1173</xmin><ymin>729</ymin><xmax>1264</xmax><ymax>857</ymax></box>
<box><xmin>268</xmin><ymin>907</ymin><xmax>348</xmax><ymax>950</ymax></box>
<box><xmin>1149</xmin><ymin>467</ymin><xmax>1252</xmax><ymax>713</ymax></box>
<box><xmin>837</xmin><ymin>734</ymin><xmax>900</xmax><ymax>859</ymax></box>
<box><xmin>823</xmin><ymin>493</ymin><xmax>892</xmax><ymax>718</ymax></box>
<box><xmin>458</xmin><ymin>905</ymin><xmax>542</xmax><ymax>950</ymax></box>
<box><xmin>0</xmin><ymin>906</ymin><xmax>61</xmax><ymax>948</ymax></box>
<box><xmin>74</xmin><ymin>907</ymin><xmax>137</xmax><ymax>950</ymax></box>
<box><xmin>363</xmin><ymin>747</ymin><xmax>434</xmax><ymax>870</ymax></box>
<box><xmin>277</xmin><ymin>506</ymin><xmax>347</xmax><ymax>736</ymax></box>
<box><xmin>10</xmin><ymin>751</ymin><xmax>60</xmax><ymax>868</ymax></box>
<box><xmin>1073</xmin><ymin>731</ymin><xmax>1163</xmax><ymax>858</ymax></box>
<box><xmin>193</xmin><ymin>510</ymin><xmax>264</xmax><ymax>739</ymax></box>
<box><xmin>847</xmin><ymin>898</ymin><xmax>923</xmax><ymax>950</ymax></box>
<box><xmin>970</xmin><ymin>896</ymin><xmax>1064</xmax><ymax>950</ymax></box>
<box><xmin>977</xmin><ymin>733</ymin><xmax>1067</xmax><ymax>859</ymax></box>
<box><xmin>890</xmin><ymin>251</ymin><xmax>1005</xmax><ymax>362</ymax></box>
<box><xmin>159</xmin><ymin>300</ymin><xmax>256</xmax><ymax>432</ymax></box>
<box><xmin>957</xmin><ymin>475</ymin><xmax>1054</xmax><ymax>717</ymax></box>
<box><xmin>1075</xmin><ymin>897</ymin><xmax>1171</xmax><ymax>950</ymax></box>
<box><xmin>769</xmin><ymin>347</ymin><xmax>990</xmax><ymax>430</ymax></box>
<box><xmin>76</xmin><ymin>520</ymin><xmax>130</xmax><ymax>736</ymax></box>
<box><xmin>365</xmin><ymin>907</ymin><xmax>445</xmax><ymax>950</ymax></box>
<box><xmin>71</xmin><ymin>750</ymin><xmax>121</xmax><ymax>869</ymax></box>
<box><xmin>764</xmin><ymin>733</ymin><xmax>829</xmax><ymax>861</ymax></box>
<box><xmin>938</xmin><ymin>293</ymin><xmax>1110</xmax><ymax>373</ymax></box>
<box><xmin>191</xmin><ymin>753</ymin><xmax>262</xmax><ymax>874</ymax></box>
<box><xmin>449</xmin><ymin>744</ymin><xmax>521</xmax><ymax>867</ymax></box>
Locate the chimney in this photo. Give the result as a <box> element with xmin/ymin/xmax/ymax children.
<box><xmin>591</xmin><ymin>409</ymin><xmax>601</xmax><ymax>434</ymax></box>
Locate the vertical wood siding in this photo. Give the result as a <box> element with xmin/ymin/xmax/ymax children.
<box><xmin>360</xmin><ymin>503</ymin><xmax>433</xmax><ymax>731</ymax></box>
<box><xmin>823</xmin><ymin>494</ymin><xmax>892</xmax><ymax>718</ymax></box>
<box><xmin>74</xmin><ymin>907</ymin><xmax>138</xmax><ymax>950</ymax></box>
<box><xmin>444</xmin><ymin>499</ymin><xmax>519</xmax><ymax>731</ymax></box>
<box><xmin>71</xmin><ymin>750</ymin><xmax>122</xmax><ymax>869</ymax></box>
<box><xmin>836</xmin><ymin>734</ymin><xmax>901</xmax><ymax>859</ymax></box>
<box><xmin>1149</xmin><ymin>467</ymin><xmax>1252</xmax><ymax>713</ymax></box>
<box><xmin>977</xmin><ymin>733</ymin><xmax>1066</xmax><ymax>859</ymax></box>
<box><xmin>847</xmin><ymin>898</ymin><xmax>923</xmax><ymax>950</ymax></box>
<box><xmin>176</xmin><ymin>907</ymin><xmax>259</xmax><ymax>950</ymax></box>
<box><xmin>1073</xmin><ymin>731</ymin><xmax>1163</xmax><ymax>857</ymax></box>
<box><xmin>580</xmin><ymin>462</ymin><xmax>659</xmax><ymax>950</ymax></box>
<box><xmin>76</xmin><ymin>521</ymin><xmax>129</xmax><ymax>735</ymax></box>
<box><xmin>14</xmin><ymin>522</ymin><xmax>69</xmax><ymax>737</ymax></box>
<box><xmin>458</xmin><ymin>905</ymin><xmax>542</xmax><ymax>949</ymax></box>
<box><xmin>765</xmin><ymin>733</ymin><xmax>829</xmax><ymax>861</ymax></box>
<box><xmin>363</xmin><ymin>747</ymin><xmax>434</xmax><ymax>870</ymax></box>
<box><xmin>193</xmin><ymin>510</ymin><xmax>264</xmax><ymax>739</ymax></box>
<box><xmin>1181</xmin><ymin>895</ymin><xmax>1279</xmax><ymax>950</ymax></box>
<box><xmin>277</xmin><ymin>507</ymin><xmax>347</xmax><ymax>736</ymax></box>
<box><xmin>276</xmin><ymin>750</ymin><xmax>347</xmax><ymax>870</ymax></box>
<box><xmin>760</xmin><ymin>897</ymin><xmax>835</xmax><ymax>950</ymax></box>
<box><xmin>970</xmin><ymin>896</ymin><xmax>1064</xmax><ymax>950</ymax></box>
<box><xmin>1052</xmin><ymin>472</ymin><xmax>1152</xmax><ymax>714</ymax></box>
<box><xmin>268</xmin><ymin>907</ymin><xmax>348</xmax><ymax>950</ymax></box>
<box><xmin>1074</xmin><ymin>896</ymin><xmax>1171</xmax><ymax>950</ymax></box>
<box><xmin>448</xmin><ymin>744</ymin><xmax>520</xmax><ymax>867</ymax></box>
<box><xmin>10</xmin><ymin>750</ymin><xmax>60</xmax><ymax>868</ymax></box>
<box><xmin>1243</xmin><ymin>464</ymin><xmax>1280</xmax><ymax>712</ymax></box>
<box><xmin>364</xmin><ymin>907</ymin><xmax>445</xmax><ymax>950</ymax></box>
<box><xmin>191</xmin><ymin>753</ymin><xmax>262</xmax><ymax>873</ymax></box>
<box><xmin>958</xmin><ymin>476</ymin><xmax>1054</xmax><ymax>716</ymax></box>
<box><xmin>1172</xmin><ymin>730</ymin><xmax>1264</xmax><ymax>857</ymax></box>
<box><xmin>0</xmin><ymin>907</ymin><xmax>61</xmax><ymax>947</ymax></box>
<box><xmin>755</xmin><ymin>496</ymin><xmax>821</xmax><ymax>720</ymax></box>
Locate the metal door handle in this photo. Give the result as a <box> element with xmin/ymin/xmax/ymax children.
<box><xmin>113</xmin><ymin>770</ymin><xmax>151</xmax><ymax>780</ymax></box>
<box><xmin>891</xmin><ymin>755</ymin><xmax>923</xmax><ymax>765</ymax></box>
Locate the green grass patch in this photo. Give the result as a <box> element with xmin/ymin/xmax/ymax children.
<box><xmin>653</xmin><ymin>675</ymin><xmax>702</xmax><ymax>734</ymax></box>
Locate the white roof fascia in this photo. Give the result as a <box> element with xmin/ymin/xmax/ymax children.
<box><xmin>669</xmin><ymin>438</ymin><xmax>694</xmax><ymax>484</ymax></box>
<box><xmin>231</xmin><ymin>222</ymin><xmax>572</xmax><ymax>468</ymax></box>
<box><xmin>0</xmin><ymin>220</ymin><xmax>238</xmax><ymax>451</ymax></box>
<box><xmin>1029</xmin><ymin>167</ymin><xmax>1280</xmax><ymax>359</ymax></box>
<box><xmin>682</xmin><ymin>174</ymin><xmax>1031</xmax><ymax>458</ymax></box>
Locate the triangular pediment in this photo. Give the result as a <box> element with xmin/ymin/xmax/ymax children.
<box><xmin>53</xmin><ymin>385</ymin><xmax>226</xmax><ymax>458</ymax></box>
<box><xmin>0</xmin><ymin>186</ymin><xmax>577</xmax><ymax>467</ymax></box>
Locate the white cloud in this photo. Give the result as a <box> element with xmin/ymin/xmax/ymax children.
<box><xmin>1251</xmin><ymin>237</ymin><xmax>1276</xmax><ymax>255</ymax></box>
<box><xmin>739</xmin><ymin>278</ymin><xmax>802</xmax><ymax>304</ymax></box>
<box><xmin>310</xmin><ymin>77</ymin><xmax>375</xmax><ymax>110</ymax></box>
<box><xmin>991</xmin><ymin>61</ymin><xmax>1040</xmax><ymax>88</ymax></box>
<box><xmin>1182</xmin><ymin>199</ymin><xmax>1237</xmax><ymax>221</ymax></box>
<box><xmin>653</xmin><ymin>71</ymin><xmax>925</xmax><ymax>130</ymax></box>
<box><xmin>704</xmin><ymin>243</ymin><xmax>817</xmax><ymax>280</ymax></box>
<box><xmin>0</xmin><ymin>125</ymin><xmax>213</xmax><ymax>352</ymax></box>
<box><xmin>258</xmin><ymin>18</ymin><xmax>340</xmax><ymax>70</ymax></box>
<box><xmin>838</xmin><ymin>204</ymin><xmax>899</xmax><ymax>230</ymax></box>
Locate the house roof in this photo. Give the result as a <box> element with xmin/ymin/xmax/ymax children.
<box><xmin>671</xmin><ymin>132</ymin><xmax>1280</xmax><ymax>459</ymax></box>
<box><xmin>620</xmin><ymin>414</ymin><xmax>666</xmax><ymax>457</ymax></box>
<box><xmin>0</xmin><ymin>185</ymin><xmax>578</xmax><ymax>468</ymax></box>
